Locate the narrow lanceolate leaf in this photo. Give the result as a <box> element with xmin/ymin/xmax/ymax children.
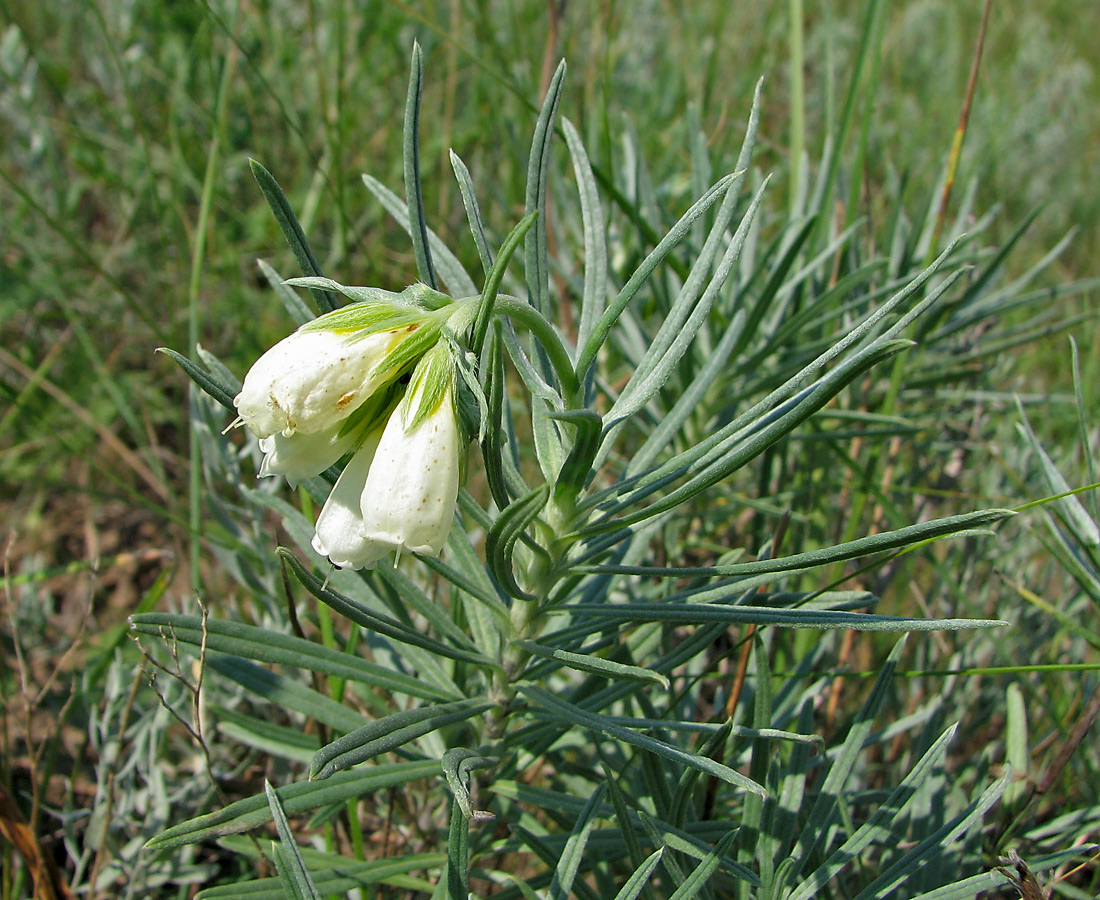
<box><xmin>311</xmin><ymin>699</ymin><xmax>493</xmax><ymax>779</ymax></box>
<box><xmin>552</xmin><ymin>604</ymin><xmax>1008</xmax><ymax>632</ymax></box>
<box><xmin>608</xmin><ymin>176</ymin><xmax>770</xmax><ymax>427</ymax></box>
<box><xmin>249</xmin><ymin>158</ymin><xmax>335</xmax><ymax>313</ymax></box>
<box><xmin>265</xmin><ymin>781</ymin><xmax>323</xmax><ymax>900</ymax></box>
<box><xmin>1017</xmin><ymin>409</ymin><xmax>1100</xmax><ymax>548</ymax></box>
<box><xmin>485</xmin><ymin>483</ymin><xmax>551</xmax><ymax>601</ymax></box>
<box><xmin>449</xmin><ymin>150</ymin><xmax>493</xmax><ymax>275</ymax></box>
<box><xmin>789</xmin><ymin>638</ymin><xmax>907</xmax><ymax>871</ymax></box>
<box><xmin>525</xmin><ymin>59</ymin><xmax>566</xmax><ymax>315</ymax></box>
<box><xmin>403</xmin><ymin>41</ymin><xmax>436</xmax><ymax>290</ymax></box>
<box><xmin>612</xmin><ymin>849</ymin><xmax>664</xmax><ymax>900</ymax></box>
<box><xmin>279</xmin><ymin>549</ymin><xmax>493</xmax><ymax>667</ymax></box>
<box><xmin>445</xmin><ymin>797</ymin><xmax>471</xmax><ymax>900</ymax></box>
<box><xmin>257</xmin><ymin>259</ymin><xmax>314</xmax><ymax>325</ymax></box>
<box><xmin>157</xmin><ymin>348</ymin><xmax>235</xmax><ymax>411</ymax></box>
<box><xmin>576</xmin><ymin>509</ymin><xmax>1016</xmax><ymax>576</ymax></box>
<box><xmin>550</xmin><ymin>785</ymin><xmax>606</xmax><ymax>900</ymax></box>
<box><xmin>577</xmin><ymin>172</ymin><xmax>740</xmax><ymax>380</ymax></box>
<box><xmin>787</xmin><ymin>725</ymin><xmax>958</xmax><ymax>900</ymax></box>
<box><xmin>904</xmin><ymin>846</ymin><xmax>1099</xmax><ymax>900</ymax></box>
<box><xmin>550</xmin><ymin>408</ymin><xmax>603</xmax><ymax>502</ymax></box>
<box><xmin>196</xmin><ymin>850</ymin><xmax>444</xmax><ymax>898</ymax></box>
<box><xmin>130</xmin><ymin>613</ymin><xmax>456</xmax><ymax>703</ymax></box>
<box><xmin>146</xmin><ymin>761</ymin><xmax>440</xmax><ymax>849</ymax></box>
<box><xmin>361</xmin><ymin>173</ymin><xmax>478</xmax><ymax>297</ymax></box>
<box><xmin>206</xmin><ymin>656</ymin><xmax>369</xmax><ymax>734</ymax></box>
<box><xmin>442</xmin><ymin>749</ymin><xmax>498</xmax><ymax>820</ymax></box>
<box><xmin>517</xmin><ymin>640</ymin><xmax>669</xmax><ymax>688</ymax></box>
<box><xmin>562</xmin><ymin>116</ymin><xmax>608</xmax><ymax>363</ymax></box>
<box><xmin>849</xmin><ymin>772</ymin><xmax>1010</xmax><ymax>900</ymax></box>
<box><xmin>667</xmin><ymin>831</ymin><xmax>738</xmax><ymax>900</ymax></box>
<box><xmin>471</xmin><ymin>212</ymin><xmax>537</xmax><ymax>359</ymax></box>
<box><xmin>521</xmin><ymin>686</ymin><xmax>766</xmax><ymax>796</ymax></box>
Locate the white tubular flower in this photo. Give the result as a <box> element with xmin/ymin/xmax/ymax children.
<box><xmin>258</xmin><ymin>423</ymin><xmax>359</xmax><ymax>486</ymax></box>
<box><xmin>235</xmin><ymin>328</ymin><xmax>402</xmax><ymax>438</ymax></box>
<box><xmin>311</xmin><ymin>429</ymin><xmax>390</xmax><ymax>569</ymax></box>
<box><xmin>311</xmin><ymin>344</ymin><xmax>464</xmax><ymax>568</ymax></box>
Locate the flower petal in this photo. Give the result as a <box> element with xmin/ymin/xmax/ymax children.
<box><xmin>311</xmin><ymin>431</ymin><xmax>391</xmax><ymax>569</ymax></box>
<box><xmin>235</xmin><ymin>329</ymin><xmax>398</xmax><ymax>438</ymax></box>
<box><xmin>357</xmin><ymin>385</ymin><xmax>461</xmax><ymax>559</ymax></box>
<box><xmin>258</xmin><ymin>423</ymin><xmax>358</xmax><ymax>486</ymax></box>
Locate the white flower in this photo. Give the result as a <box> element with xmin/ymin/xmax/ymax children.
<box><xmin>312</xmin><ymin>350</ymin><xmax>463</xmax><ymax>568</ymax></box>
<box><xmin>234</xmin><ymin>328</ymin><xmax>402</xmax><ymax>438</ymax></box>
<box><xmin>257</xmin><ymin>423</ymin><xmax>359</xmax><ymax>486</ymax></box>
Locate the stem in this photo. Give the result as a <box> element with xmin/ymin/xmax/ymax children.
<box><xmin>926</xmin><ymin>0</ymin><xmax>992</xmax><ymax>265</ymax></box>
<box><xmin>188</xmin><ymin>0</ymin><xmax>239</xmax><ymax>593</ymax></box>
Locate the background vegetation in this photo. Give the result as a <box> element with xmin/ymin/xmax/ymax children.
<box><xmin>2</xmin><ymin>1</ymin><xmax>1099</xmax><ymax>898</ymax></box>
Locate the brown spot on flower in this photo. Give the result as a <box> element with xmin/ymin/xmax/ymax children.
<box><xmin>336</xmin><ymin>391</ymin><xmax>356</xmax><ymax>407</ymax></box>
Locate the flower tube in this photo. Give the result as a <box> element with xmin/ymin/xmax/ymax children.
<box><xmin>311</xmin><ymin>343</ymin><xmax>465</xmax><ymax>567</ymax></box>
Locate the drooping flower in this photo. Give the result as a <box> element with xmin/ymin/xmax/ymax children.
<box><xmin>234</xmin><ymin>327</ymin><xmax>404</xmax><ymax>439</ymax></box>
<box><xmin>312</xmin><ymin>343</ymin><xmax>464</xmax><ymax>568</ymax></box>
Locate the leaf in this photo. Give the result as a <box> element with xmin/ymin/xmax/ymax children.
<box><xmin>666</xmin><ymin>831</ymin><xmax>737</xmax><ymax>900</ymax></box>
<box><xmin>311</xmin><ymin>698</ymin><xmax>493</xmax><ymax>779</ymax></box>
<box><xmin>130</xmin><ymin>612</ymin><xmax>456</xmax><ymax>703</ymax></box>
<box><xmin>576</xmin><ymin>173</ymin><xmax>739</xmax><ymax>380</ymax></box>
<box><xmin>561</xmin><ymin>116</ymin><xmax>608</xmax><ymax>363</ymax></box>
<box><xmin>524</xmin><ymin>59</ymin><xmax>566</xmax><ymax>315</ymax></box>
<box><xmin>787</xmin><ymin>725</ymin><xmax>958</xmax><ymax>900</ymax></box>
<box><xmin>449</xmin><ymin>150</ymin><xmax>493</xmax><ymax>276</ymax></box>
<box><xmin>362</xmin><ymin>174</ymin><xmax>478</xmax><ymax>297</ymax></box>
<box><xmin>577</xmin><ymin>509</ymin><xmax>1015</xmax><ymax>577</ymax></box>
<box><xmin>146</xmin><ymin>761</ymin><xmax>439</xmax><ymax>849</ymax></box>
<box><xmin>442</xmin><ymin>749</ymin><xmax>499</xmax><ymax>820</ymax></box>
<box><xmin>257</xmin><ymin>258</ymin><xmax>314</xmax><ymax>326</ymax></box>
<box><xmin>485</xmin><ymin>483</ymin><xmax>551</xmax><ymax>600</ymax></box>
<box><xmin>265</xmin><ymin>781</ymin><xmax>323</xmax><ymax>900</ymax></box>
<box><xmin>471</xmin><ymin>212</ymin><xmax>537</xmax><ymax>358</ymax></box>
<box><xmin>249</xmin><ymin>159</ymin><xmax>334</xmax><ymax>314</ymax></box>
<box><xmin>611</xmin><ymin>849</ymin><xmax>664</xmax><ymax>900</ymax></box>
<box><xmin>552</xmin><ymin>603</ymin><xmax>1007</xmax><ymax>632</ymax></box>
<box><xmin>550</xmin><ymin>785</ymin><xmax>607</xmax><ymax>900</ymax></box>
<box><xmin>279</xmin><ymin>549</ymin><xmax>494</xmax><ymax>667</ymax></box>
<box><xmin>156</xmin><ymin>347</ymin><xmax>235</xmax><ymax>411</ymax></box>
<box><xmin>403</xmin><ymin>41</ymin><xmax>436</xmax><ymax>289</ymax></box>
<box><xmin>520</xmin><ymin>686</ymin><xmax>766</xmax><ymax>796</ymax></box>
<box><xmin>516</xmin><ymin>640</ymin><xmax>669</xmax><ymax>688</ymax></box>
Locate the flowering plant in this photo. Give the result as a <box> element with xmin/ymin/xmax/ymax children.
<box><xmin>139</xmin><ymin>42</ymin><xmax>1065</xmax><ymax>900</ymax></box>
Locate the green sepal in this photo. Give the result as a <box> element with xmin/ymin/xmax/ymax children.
<box><xmin>336</xmin><ymin>380</ymin><xmax>404</xmax><ymax>441</ymax></box>
<box><xmin>486</xmin><ymin>483</ymin><xmax>551</xmax><ymax>601</ymax></box>
<box><xmin>403</xmin><ymin>341</ymin><xmax>457</xmax><ymax>432</ymax></box>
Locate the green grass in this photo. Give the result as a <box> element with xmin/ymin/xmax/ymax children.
<box><xmin>2</xmin><ymin>1</ymin><xmax>1098</xmax><ymax>898</ymax></box>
